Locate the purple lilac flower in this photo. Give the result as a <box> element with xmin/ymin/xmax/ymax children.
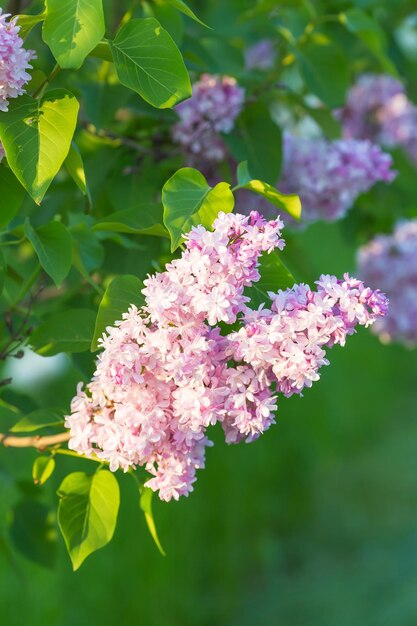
<box><xmin>244</xmin><ymin>39</ymin><xmax>276</xmax><ymax>71</ymax></box>
<box><xmin>66</xmin><ymin>212</ymin><xmax>387</xmax><ymax>502</ymax></box>
<box><xmin>338</xmin><ymin>73</ymin><xmax>417</xmax><ymax>165</ymax></box>
<box><xmin>172</xmin><ymin>74</ymin><xmax>245</xmax><ymax>163</ymax></box>
<box><xmin>357</xmin><ymin>219</ymin><xmax>417</xmax><ymax>346</ymax></box>
<box><xmin>0</xmin><ymin>9</ymin><xmax>35</xmax><ymax>112</ymax></box>
<box><xmin>278</xmin><ymin>133</ymin><xmax>396</xmax><ymax>224</ymax></box>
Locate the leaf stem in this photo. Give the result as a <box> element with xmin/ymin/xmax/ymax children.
<box><xmin>32</xmin><ymin>63</ymin><xmax>61</xmax><ymax>99</ymax></box>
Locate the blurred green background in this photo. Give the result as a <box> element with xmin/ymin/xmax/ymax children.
<box><xmin>2</xmin><ymin>0</ymin><xmax>417</xmax><ymax>623</ymax></box>
<box><xmin>2</xmin><ymin>221</ymin><xmax>417</xmax><ymax>626</ymax></box>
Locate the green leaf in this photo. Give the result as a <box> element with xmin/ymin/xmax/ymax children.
<box><xmin>139</xmin><ymin>486</ymin><xmax>166</xmax><ymax>556</ymax></box>
<box><xmin>162</xmin><ymin>0</ymin><xmax>208</xmax><ymax>27</ymax></box>
<box><xmin>295</xmin><ymin>34</ymin><xmax>349</xmax><ymax>108</ymax></box>
<box><xmin>246</xmin><ymin>251</ymin><xmax>295</xmax><ymax>309</ymax></box>
<box><xmin>32</xmin><ymin>456</ymin><xmax>56</xmax><ymax>486</ymax></box>
<box><xmin>339</xmin><ymin>8</ymin><xmax>397</xmax><ymax>75</ymax></box>
<box><xmin>0</xmin><ymin>249</ymin><xmax>5</xmax><ymax>296</ymax></box>
<box><xmin>43</xmin><ymin>0</ymin><xmax>105</xmax><ymax>69</ymax></box>
<box><xmin>110</xmin><ymin>18</ymin><xmax>191</xmax><ymax>109</ymax></box>
<box><xmin>71</xmin><ymin>222</ymin><xmax>104</xmax><ymax>273</ymax></box>
<box><xmin>10</xmin><ymin>500</ymin><xmax>57</xmax><ymax>568</ymax></box>
<box><xmin>94</xmin><ymin>203</ymin><xmax>169</xmax><ymax>238</ymax></box>
<box><xmin>91</xmin><ymin>275</ymin><xmax>145</xmax><ymax>350</ymax></box>
<box><xmin>65</xmin><ymin>142</ymin><xmax>91</xmax><ymax>203</ymax></box>
<box><xmin>0</xmin><ymin>166</ymin><xmax>25</xmax><ymax>229</ymax></box>
<box><xmin>162</xmin><ymin>167</ymin><xmax>234</xmax><ymax>251</ymax></box>
<box><xmin>224</xmin><ymin>103</ymin><xmax>282</xmax><ymax>185</ymax></box>
<box><xmin>16</xmin><ymin>13</ymin><xmax>45</xmax><ymax>38</ymax></box>
<box><xmin>57</xmin><ymin>470</ymin><xmax>120</xmax><ymax>571</ymax></box>
<box><xmin>30</xmin><ymin>309</ymin><xmax>96</xmax><ymax>356</ymax></box>
<box><xmin>24</xmin><ymin>218</ymin><xmax>73</xmax><ymax>287</ymax></box>
<box><xmin>0</xmin><ymin>90</ymin><xmax>79</xmax><ymax>204</ymax></box>
<box><xmin>235</xmin><ymin>162</ymin><xmax>302</xmax><ymax>220</ymax></box>
<box><xmin>11</xmin><ymin>409</ymin><xmax>65</xmax><ymax>433</ymax></box>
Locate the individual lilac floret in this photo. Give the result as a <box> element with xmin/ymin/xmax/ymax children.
<box><xmin>357</xmin><ymin>219</ymin><xmax>417</xmax><ymax>346</ymax></box>
<box><xmin>278</xmin><ymin>133</ymin><xmax>396</xmax><ymax>223</ymax></box>
<box><xmin>244</xmin><ymin>39</ymin><xmax>276</xmax><ymax>71</ymax></box>
<box><xmin>65</xmin><ymin>212</ymin><xmax>387</xmax><ymax>502</ymax></box>
<box><xmin>172</xmin><ymin>74</ymin><xmax>245</xmax><ymax>163</ymax></box>
<box><xmin>0</xmin><ymin>9</ymin><xmax>35</xmax><ymax>112</ymax></box>
<box><xmin>338</xmin><ymin>73</ymin><xmax>417</xmax><ymax>165</ymax></box>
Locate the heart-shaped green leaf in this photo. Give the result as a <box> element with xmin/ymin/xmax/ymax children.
<box><xmin>57</xmin><ymin>470</ymin><xmax>120</xmax><ymax>571</ymax></box>
<box><xmin>162</xmin><ymin>167</ymin><xmax>234</xmax><ymax>251</ymax></box>
<box><xmin>43</xmin><ymin>0</ymin><xmax>105</xmax><ymax>69</ymax></box>
<box><xmin>0</xmin><ymin>90</ymin><xmax>79</xmax><ymax>204</ymax></box>
<box><xmin>110</xmin><ymin>18</ymin><xmax>191</xmax><ymax>108</ymax></box>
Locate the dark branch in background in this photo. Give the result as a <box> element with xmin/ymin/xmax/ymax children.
<box><xmin>80</xmin><ymin>121</ymin><xmax>181</xmax><ymax>163</ymax></box>
<box><xmin>0</xmin><ymin>278</ymin><xmax>44</xmax><ymax>361</ymax></box>
<box><xmin>0</xmin><ymin>431</ymin><xmax>70</xmax><ymax>449</ymax></box>
<box><xmin>7</xmin><ymin>0</ymin><xmax>23</xmax><ymax>14</ymax></box>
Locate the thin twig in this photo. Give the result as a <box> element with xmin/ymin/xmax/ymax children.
<box><xmin>0</xmin><ymin>431</ymin><xmax>70</xmax><ymax>449</ymax></box>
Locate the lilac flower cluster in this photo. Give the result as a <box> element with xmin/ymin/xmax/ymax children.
<box><xmin>172</xmin><ymin>74</ymin><xmax>245</xmax><ymax>163</ymax></box>
<box><xmin>338</xmin><ymin>74</ymin><xmax>417</xmax><ymax>165</ymax></box>
<box><xmin>357</xmin><ymin>219</ymin><xmax>417</xmax><ymax>345</ymax></box>
<box><xmin>66</xmin><ymin>212</ymin><xmax>387</xmax><ymax>501</ymax></box>
<box><xmin>279</xmin><ymin>133</ymin><xmax>396</xmax><ymax>223</ymax></box>
<box><xmin>244</xmin><ymin>39</ymin><xmax>276</xmax><ymax>71</ymax></box>
<box><xmin>0</xmin><ymin>9</ymin><xmax>34</xmax><ymax>112</ymax></box>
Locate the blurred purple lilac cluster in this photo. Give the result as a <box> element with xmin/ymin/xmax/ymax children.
<box><xmin>172</xmin><ymin>74</ymin><xmax>245</xmax><ymax>164</ymax></box>
<box><xmin>357</xmin><ymin>219</ymin><xmax>417</xmax><ymax>346</ymax></box>
<box><xmin>279</xmin><ymin>133</ymin><xmax>396</xmax><ymax>224</ymax></box>
<box><xmin>338</xmin><ymin>74</ymin><xmax>417</xmax><ymax>165</ymax></box>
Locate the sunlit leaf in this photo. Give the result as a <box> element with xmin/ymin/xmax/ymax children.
<box><xmin>110</xmin><ymin>18</ymin><xmax>191</xmax><ymax>108</ymax></box>
<box><xmin>0</xmin><ymin>90</ymin><xmax>79</xmax><ymax>203</ymax></box>
<box><xmin>162</xmin><ymin>167</ymin><xmax>234</xmax><ymax>251</ymax></box>
<box><xmin>65</xmin><ymin>142</ymin><xmax>91</xmax><ymax>202</ymax></box>
<box><xmin>32</xmin><ymin>456</ymin><xmax>56</xmax><ymax>486</ymax></box>
<box><xmin>43</xmin><ymin>0</ymin><xmax>105</xmax><ymax>69</ymax></box>
<box><xmin>139</xmin><ymin>486</ymin><xmax>166</xmax><ymax>556</ymax></box>
<box><xmin>163</xmin><ymin>0</ymin><xmax>208</xmax><ymax>27</ymax></box>
<box><xmin>235</xmin><ymin>161</ymin><xmax>302</xmax><ymax>220</ymax></box>
<box><xmin>57</xmin><ymin>470</ymin><xmax>120</xmax><ymax>571</ymax></box>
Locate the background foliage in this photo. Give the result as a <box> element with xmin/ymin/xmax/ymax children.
<box><xmin>1</xmin><ymin>0</ymin><xmax>417</xmax><ymax>623</ymax></box>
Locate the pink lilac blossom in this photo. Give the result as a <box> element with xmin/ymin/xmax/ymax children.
<box><xmin>244</xmin><ymin>39</ymin><xmax>276</xmax><ymax>71</ymax></box>
<box><xmin>65</xmin><ymin>212</ymin><xmax>387</xmax><ymax>501</ymax></box>
<box><xmin>172</xmin><ymin>74</ymin><xmax>245</xmax><ymax>163</ymax></box>
<box><xmin>338</xmin><ymin>73</ymin><xmax>417</xmax><ymax>165</ymax></box>
<box><xmin>357</xmin><ymin>219</ymin><xmax>417</xmax><ymax>345</ymax></box>
<box><xmin>0</xmin><ymin>9</ymin><xmax>35</xmax><ymax>112</ymax></box>
<box><xmin>278</xmin><ymin>133</ymin><xmax>396</xmax><ymax>223</ymax></box>
<box><xmin>0</xmin><ymin>142</ymin><xmax>4</xmax><ymax>162</ymax></box>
